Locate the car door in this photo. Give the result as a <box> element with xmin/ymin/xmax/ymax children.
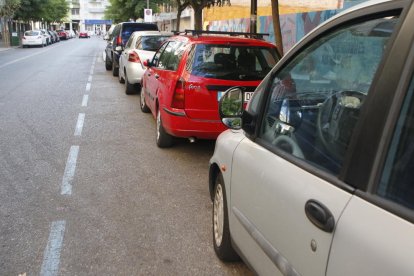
<box><xmin>119</xmin><ymin>33</ymin><xmax>136</xmax><ymax>77</ymax></box>
<box><xmin>229</xmin><ymin>7</ymin><xmax>402</xmax><ymax>276</ymax></box>
<box><xmin>327</xmin><ymin>3</ymin><xmax>414</xmax><ymax>274</ymax></box>
<box><xmin>145</xmin><ymin>42</ymin><xmax>169</xmax><ymax>116</ymax></box>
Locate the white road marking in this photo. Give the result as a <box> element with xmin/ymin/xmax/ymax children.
<box><xmin>74</xmin><ymin>113</ymin><xmax>85</xmax><ymax>136</ymax></box>
<box><xmin>82</xmin><ymin>95</ymin><xmax>89</xmax><ymax>107</ymax></box>
<box><xmin>40</xmin><ymin>220</ymin><xmax>66</xmax><ymax>276</ymax></box>
<box><xmin>86</xmin><ymin>83</ymin><xmax>91</xmax><ymax>91</ymax></box>
<box><xmin>61</xmin><ymin>146</ymin><xmax>79</xmax><ymax>195</ymax></box>
<box><xmin>88</xmin><ymin>75</ymin><xmax>92</xmax><ymax>82</ymax></box>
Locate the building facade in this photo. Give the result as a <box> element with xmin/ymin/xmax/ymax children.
<box><xmin>66</xmin><ymin>0</ymin><xmax>112</xmax><ymax>34</ymax></box>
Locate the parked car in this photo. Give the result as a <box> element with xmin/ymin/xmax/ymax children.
<box><xmin>51</xmin><ymin>31</ymin><xmax>60</xmax><ymax>42</ymax></box>
<box><xmin>57</xmin><ymin>30</ymin><xmax>67</xmax><ymax>40</ymax></box>
<box><xmin>47</xmin><ymin>30</ymin><xmax>57</xmax><ymax>43</ymax></box>
<box><xmin>79</xmin><ymin>32</ymin><xmax>90</xmax><ymax>38</ymax></box>
<box><xmin>22</xmin><ymin>30</ymin><xmax>47</xmax><ymax>48</ymax></box>
<box><xmin>104</xmin><ymin>22</ymin><xmax>159</xmax><ymax>76</ymax></box>
<box><xmin>41</xmin><ymin>29</ymin><xmax>51</xmax><ymax>45</ymax></box>
<box><xmin>140</xmin><ymin>31</ymin><xmax>280</xmax><ymax>147</ymax></box>
<box><xmin>118</xmin><ymin>31</ymin><xmax>173</xmax><ymax>94</ymax></box>
<box><xmin>209</xmin><ymin>0</ymin><xmax>414</xmax><ymax>275</ymax></box>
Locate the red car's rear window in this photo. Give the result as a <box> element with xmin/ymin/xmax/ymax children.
<box><xmin>188</xmin><ymin>44</ymin><xmax>279</xmax><ymax>81</ymax></box>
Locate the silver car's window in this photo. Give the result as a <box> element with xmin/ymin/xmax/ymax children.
<box><xmin>259</xmin><ymin>16</ymin><xmax>399</xmax><ymax>175</ymax></box>
<box><xmin>378</xmin><ymin>75</ymin><xmax>414</xmax><ymax>209</ymax></box>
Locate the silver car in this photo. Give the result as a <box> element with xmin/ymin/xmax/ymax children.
<box><xmin>118</xmin><ymin>31</ymin><xmax>173</xmax><ymax>94</ymax></box>
<box><xmin>209</xmin><ymin>0</ymin><xmax>414</xmax><ymax>275</ymax></box>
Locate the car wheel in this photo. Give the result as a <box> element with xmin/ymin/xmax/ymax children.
<box><xmin>213</xmin><ymin>173</ymin><xmax>240</xmax><ymax>261</ymax></box>
<box><xmin>140</xmin><ymin>87</ymin><xmax>150</xmax><ymax>113</ymax></box>
<box><xmin>118</xmin><ymin>68</ymin><xmax>125</xmax><ymax>84</ymax></box>
<box><xmin>125</xmin><ymin>72</ymin><xmax>135</xmax><ymax>95</ymax></box>
<box><xmin>105</xmin><ymin>53</ymin><xmax>112</xmax><ymax>71</ymax></box>
<box><xmin>156</xmin><ymin>108</ymin><xmax>174</xmax><ymax>148</ymax></box>
<box><xmin>112</xmin><ymin>56</ymin><xmax>119</xmax><ymax>77</ymax></box>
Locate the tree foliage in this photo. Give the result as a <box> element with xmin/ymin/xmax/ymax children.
<box><xmin>0</xmin><ymin>0</ymin><xmax>21</xmax><ymax>17</ymax></box>
<box><xmin>13</xmin><ymin>0</ymin><xmax>68</xmax><ymax>23</ymax></box>
<box><xmin>105</xmin><ymin>0</ymin><xmax>163</xmax><ymax>23</ymax></box>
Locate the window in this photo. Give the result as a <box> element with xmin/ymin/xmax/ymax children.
<box><xmin>125</xmin><ymin>34</ymin><xmax>134</xmax><ymax>48</ymax></box>
<box><xmin>259</xmin><ymin>16</ymin><xmax>398</xmax><ymax>174</ymax></box>
<box><xmin>156</xmin><ymin>41</ymin><xmax>185</xmax><ymax>71</ymax></box>
<box><xmin>378</xmin><ymin>76</ymin><xmax>414</xmax><ymax>209</ymax></box>
<box><xmin>152</xmin><ymin>42</ymin><xmax>168</xmax><ymax>68</ymax></box>
<box><xmin>190</xmin><ymin>44</ymin><xmax>278</xmax><ymax>80</ymax></box>
<box><xmin>72</xmin><ymin>8</ymin><xmax>79</xmax><ymax>15</ymax></box>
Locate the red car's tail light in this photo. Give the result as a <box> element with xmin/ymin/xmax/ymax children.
<box><xmin>116</xmin><ymin>35</ymin><xmax>122</xmax><ymax>46</ymax></box>
<box><xmin>171</xmin><ymin>78</ymin><xmax>185</xmax><ymax>109</ymax></box>
<box><xmin>128</xmin><ymin>52</ymin><xmax>141</xmax><ymax>63</ymax></box>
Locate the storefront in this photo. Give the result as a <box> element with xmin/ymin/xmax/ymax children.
<box><xmin>83</xmin><ymin>19</ymin><xmax>112</xmax><ymax>35</ymax></box>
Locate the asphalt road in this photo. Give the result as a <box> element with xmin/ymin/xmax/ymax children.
<box><xmin>0</xmin><ymin>37</ymin><xmax>252</xmax><ymax>275</ymax></box>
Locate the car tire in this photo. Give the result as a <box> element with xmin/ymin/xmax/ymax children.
<box><xmin>118</xmin><ymin>69</ymin><xmax>125</xmax><ymax>84</ymax></box>
<box><xmin>140</xmin><ymin>87</ymin><xmax>150</xmax><ymax>113</ymax></box>
<box><xmin>125</xmin><ymin>72</ymin><xmax>135</xmax><ymax>95</ymax></box>
<box><xmin>105</xmin><ymin>53</ymin><xmax>112</xmax><ymax>71</ymax></box>
<box><xmin>112</xmin><ymin>56</ymin><xmax>119</xmax><ymax>77</ymax></box>
<box><xmin>156</xmin><ymin>108</ymin><xmax>174</xmax><ymax>148</ymax></box>
<box><xmin>213</xmin><ymin>173</ymin><xmax>240</xmax><ymax>261</ymax></box>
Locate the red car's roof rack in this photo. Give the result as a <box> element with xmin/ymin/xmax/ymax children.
<box><xmin>174</xmin><ymin>29</ymin><xmax>269</xmax><ymax>39</ymax></box>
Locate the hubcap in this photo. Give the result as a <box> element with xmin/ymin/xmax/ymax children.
<box><xmin>213</xmin><ymin>183</ymin><xmax>224</xmax><ymax>246</ymax></box>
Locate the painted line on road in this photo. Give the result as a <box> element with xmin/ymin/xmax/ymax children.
<box><xmin>90</xmin><ymin>67</ymin><xmax>94</xmax><ymax>75</ymax></box>
<box><xmin>74</xmin><ymin>113</ymin><xmax>85</xmax><ymax>136</ymax></box>
<box><xmin>0</xmin><ymin>50</ymin><xmax>50</xmax><ymax>69</ymax></box>
<box><xmin>88</xmin><ymin>75</ymin><xmax>93</xmax><ymax>82</ymax></box>
<box><xmin>82</xmin><ymin>95</ymin><xmax>89</xmax><ymax>107</ymax></box>
<box><xmin>61</xmin><ymin>146</ymin><xmax>79</xmax><ymax>195</ymax></box>
<box><xmin>40</xmin><ymin>220</ymin><xmax>66</xmax><ymax>276</ymax></box>
<box><xmin>86</xmin><ymin>83</ymin><xmax>91</xmax><ymax>91</ymax></box>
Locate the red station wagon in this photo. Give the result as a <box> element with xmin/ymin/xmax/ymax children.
<box><xmin>140</xmin><ymin>30</ymin><xmax>280</xmax><ymax>147</ymax></box>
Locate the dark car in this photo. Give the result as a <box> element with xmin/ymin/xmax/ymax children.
<box><xmin>104</xmin><ymin>22</ymin><xmax>158</xmax><ymax>76</ymax></box>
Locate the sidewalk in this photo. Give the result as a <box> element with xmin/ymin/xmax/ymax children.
<box><xmin>0</xmin><ymin>40</ymin><xmax>18</xmax><ymax>52</ymax></box>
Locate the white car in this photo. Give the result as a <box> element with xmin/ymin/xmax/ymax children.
<box><xmin>118</xmin><ymin>31</ymin><xmax>172</xmax><ymax>94</ymax></box>
<box><xmin>209</xmin><ymin>0</ymin><xmax>414</xmax><ymax>275</ymax></box>
<box><xmin>22</xmin><ymin>30</ymin><xmax>47</xmax><ymax>48</ymax></box>
<box><xmin>40</xmin><ymin>29</ymin><xmax>51</xmax><ymax>45</ymax></box>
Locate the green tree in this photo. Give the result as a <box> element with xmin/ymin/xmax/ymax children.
<box><xmin>0</xmin><ymin>0</ymin><xmax>21</xmax><ymax>46</ymax></box>
<box><xmin>0</xmin><ymin>0</ymin><xmax>21</xmax><ymax>17</ymax></box>
<box><xmin>105</xmin><ymin>0</ymin><xmax>162</xmax><ymax>23</ymax></box>
<box><xmin>14</xmin><ymin>0</ymin><xmax>43</xmax><ymax>22</ymax></box>
<box><xmin>188</xmin><ymin>0</ymin><xmax>230</xmax><ymax>30</ymax></box>
<box><xmin>41</xmin><ymin>0</ymin><xmax>69</xmax><ymax>24</ymax></box>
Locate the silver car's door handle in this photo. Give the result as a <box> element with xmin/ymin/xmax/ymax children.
<box><xmin>305</xmin><ymin>199</ymin><xmax>335</xmax><ymax>233</ymax></box>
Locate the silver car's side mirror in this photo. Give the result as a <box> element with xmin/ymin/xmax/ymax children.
<box><xmin>218</xmin><ymin>87</ymin><xmax>244</xmax><ymax>130</ymax></box>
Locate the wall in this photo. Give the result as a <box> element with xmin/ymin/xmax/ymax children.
<box><xmin>206</xmin><ymin>0</ymin><xmax>366</xmax><ymax>52</ymax></box>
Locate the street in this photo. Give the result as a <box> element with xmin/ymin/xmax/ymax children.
<box><xmin>0</xmin><ymin>37</ymin><xmax>251</xmax><ymax>275</ymax></box>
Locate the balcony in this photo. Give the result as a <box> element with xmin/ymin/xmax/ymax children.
<box><xmin>88</xmin><ymin>7</ymin><xmax>105</xmax><ymax>13</ymax></box>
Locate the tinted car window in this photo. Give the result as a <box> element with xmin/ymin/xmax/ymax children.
<box><xmin>152</xmin><ymin>42</ymin><xmax>168</xmax><ymax>68</ymax></box>
<box><xmin>121</xmin><ymin>24</ymin><xmax>158</xmax><ymax>45</ymax></box>
<box><xmin>25</xmin><ymin>31</ymin><xmax>40</xmax><ymax>36</ymax></box>
<box><xmin>190</xmin><ymin>44</ymin><xmax>278</xmax><ymax>81</ymax></box>
<box><xmin>141</xmin><ymin>36</ymin><xmax>171</xmax><ymax>51</ymax></box>
<box><xmin>258</xmin><ymin>16</ymin><xmax>398</xmax><ymax>175</ymax></box>
<box><xmin>378</xmin><ymin>75</ymin><xmax>414</xmax><ymax>209</ymax></box>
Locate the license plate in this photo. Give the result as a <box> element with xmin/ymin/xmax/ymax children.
<box><xmin>217</xmin><ymin>91</ymin><xmax>254</xmax><ymax>102</ymax></box>
<box><xmin>244</xmin><ymin>92</ymin><xmax>254</xmax><ymax>102</ymax></box>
